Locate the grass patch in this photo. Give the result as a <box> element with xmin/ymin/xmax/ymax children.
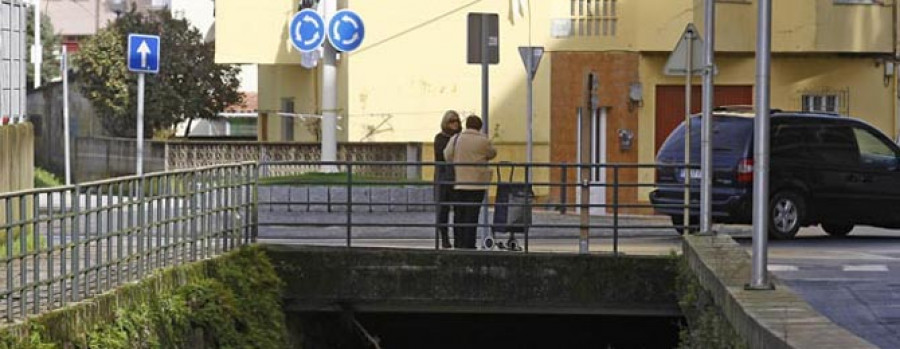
<box><xmin>261</xmin><ymin>171</ymin><xmax>427</xmax><ymax>186</ymax></box>
<box><xmin>0</xmin><ymin>233</ymin><xmax>47</xmax><ymax>258</ymax></box>
<box><xmin>34</xmin><ymin>168</ymin><xmax>63</xmax><ymax>188</ymax></box>
<box><xmin>85</xmin><ymin>178</ymin><xmax>189</xmax><ymax>198</ymax></box>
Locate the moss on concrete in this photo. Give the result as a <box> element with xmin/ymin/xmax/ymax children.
<box><xmin>269</xmin><ymin>245</ymin><xmax>681</xmax><ymax>316</ymax></box>
<box><xmin>0</xmin><ymin>246</ymin><xmax>287</xmax><ymax>349</ymax></box>
<box><xmin>676</xmin><ymin>254</ymin><xmax>747</xmax><ymax>349</ymax></box>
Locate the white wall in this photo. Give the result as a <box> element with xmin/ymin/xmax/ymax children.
<box><xmin>172</xmin><ymin>0</ymin><xmax>257</xmax><ymax>92</ymax></box>
<box><xmin>170</xmin><ymin>0</ymin><xmax>213</xmax><ymax>36</ymax></box>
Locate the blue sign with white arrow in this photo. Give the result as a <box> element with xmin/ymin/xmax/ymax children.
<box><xmin>290</xmin><ymin>9</ymin><xmax>326</xmax><ymax>53</ymax></box>
<box><xmin>328</xmin><ymin>10</ymin><xmax>365</xmax><ymax>52</ymax></box>
<box><xmin>127</xmin><ymin>34</ymin><xmax>160</xmax><ymax>74</ymax></box>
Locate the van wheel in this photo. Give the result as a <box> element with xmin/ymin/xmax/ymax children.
<box><xmin>671</xmin><ymin>215</ymin><xmax>696</xmax><ymax>235</ymax></box>
<box><xmin>769</xmin><ymin>191</ymin><xmax>805</xmax><ymax>240</ymax></box>
<box><xmin>821</xmin><ymin>223</ymin><xmax>853</xmax><ymax>237</ymax></box>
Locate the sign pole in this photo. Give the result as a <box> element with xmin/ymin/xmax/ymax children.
<box><xmin>526</xmin><ymin>50</ymin><xmax>533</xmax><ymax>182</ymax></box>
<box><xmin>481</xmin><ymin>15</ymin><xmax>490</xmax><ymax>135</ymax></box>
<box><xmin>518</xmin><ymin>46</ymin><xmax>543</xmax><ymax>184</ymax></box>
<box><xmin>750</xmin><ymin>0</ymin><xmax>773</xmax><ymax>290</ymax></box>
<box><xmin>579</xmin><ymin>75</ymin><xmax>594</xmax><ymax>254</ymax></box>
<box><xmin>33</xmin><ymin>0</ymin><xmax>41</xmax><ymax>89</ymax></box>
<box><xmin>320</xmin><ymin>0</ymin><xmax>338</xmax><ymax>173</ymax></box>
<box><xmin>683</xmin><ymin>30</ymin><xmax>693</xmax><ymax>231</ymax></box>
<box><xmin>136</xmin><ymin>73</ymin><xmax>145</xmax><ymax>176</ymax></box>
<box><xmin>479</xmin><ymin>14</ymin><xmax>491</xmax><ymax>248</ymax></box>
<box><xmin>701</xmin><ymin>0</ymin><xmax>716</xmax><ymax>234</ymax></box>
<box><xmin>62</xmin><ymin>45</ymin><xmax>70</xmax><ymax>185</ymax></box>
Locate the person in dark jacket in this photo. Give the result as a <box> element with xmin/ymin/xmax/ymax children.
<box><xmin>434</xmin><ymin>111</ymin><xmax>461</xmax><ymax>248</ymax></box>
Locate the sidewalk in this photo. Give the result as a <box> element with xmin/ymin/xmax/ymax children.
<box><xmin>258</xmin><ymin>209</ymin><xmax>677</xmax><ymax>240</ymax></box>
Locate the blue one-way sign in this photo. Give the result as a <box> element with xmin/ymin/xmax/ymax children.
<box><xmin>127</xmin><ymin>34</ymin><xmax>160</xmax><ymax>74</ymax></box>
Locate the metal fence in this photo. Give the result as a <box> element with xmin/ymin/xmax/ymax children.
<box><xmin>0</xmin><ymin>162</ymin><xmax>257</xmax><ymax>323</ymax></box>
<box><xmin>256</xmin><ymin>161</ymin><xmax>696</xmax><ymax>252</ymax></box>
<box><xmin>1</xmin><ymin>159</ymin><xmax>695</xmax><ymax>322</ymax></box>
<box><xmin>166</xmin><ymin>141</ymin><xmax>422</xmax><ymax>180</ymax></box>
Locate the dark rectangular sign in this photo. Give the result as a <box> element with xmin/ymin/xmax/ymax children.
<box><xmin>467</xmin><ymin>13</ymin><xmax>499</xmax><ymax>64</ymax></box>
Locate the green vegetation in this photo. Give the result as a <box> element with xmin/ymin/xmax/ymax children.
<box><xmin>75</xmin><ymin>7</ymin><xmax>242</xmax><ymax>137</ymax></box>
<box><xmin>0</xmin><ymin>233</ymin><xmax>46</xmax><ymax>259</ymax></box>
<box><xmin>261</xmin><ymin>171</ymin><xmax>427</xmax><ymax>186</ymax></box>
<box><xmin>95</xmin><ymin>177</ymin><xmax>186</xmax><ymax>198</ymax></box>
<box><xmin>34</xmin><ymin>168</ymin><xmax>63</xmax><ymax>188</ymax></box>
<box><xmin>0</xmin><ymin>246</ymin><xmax>287</xmax><ymax>349</ymax></box>
<box><xmin>675</xmin><ymin>255</ymin><xmax>747</xmax><ymax>349</ymax></box>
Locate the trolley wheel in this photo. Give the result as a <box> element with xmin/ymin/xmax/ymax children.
<box><xmin>482</xmin><ymin>235</ymin><xmax>496</xmax><ymax>250</ymax></box>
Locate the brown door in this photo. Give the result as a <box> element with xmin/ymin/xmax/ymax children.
<box><xmin>654</xmin><ymin>85</ymin><xmax>753</xmax><ymax>153</ymax></box>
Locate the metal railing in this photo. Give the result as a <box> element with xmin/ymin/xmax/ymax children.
<box><xmin>257</xmin><ymin>161</ymin><xmax>697</xmax><ymax>252</ymax></box>
<box><xmin>1</xmin><ymin>159</ymin><xmax>697</xmax><ymax>322</ymax></box>
<box><xmin>0</xmin><ymin>162</ymin><xmax>257</xmax><ymax>323</ymax></box>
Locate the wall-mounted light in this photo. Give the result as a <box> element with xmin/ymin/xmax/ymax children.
<box><xmin>628</xmin><ymin>82</ymin><xmax>643</xmax><ymax>111</ymax></box>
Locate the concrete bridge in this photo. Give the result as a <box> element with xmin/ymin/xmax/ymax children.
<box><xmin>267</xmin><ymin>245</ymin><xmax>679</xmax><ymax>317</ymax></box>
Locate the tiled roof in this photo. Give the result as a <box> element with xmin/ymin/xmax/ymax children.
<box><xmin>224</xmin><ymin>92</ymin><xmax>258</xmax><ymax>113</ymax></box>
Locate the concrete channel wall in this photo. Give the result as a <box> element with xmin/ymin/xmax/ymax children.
<box><xmin>683</xmin><ymin>235</ymin><xmax>875</xmax><ymax>349</ymax></box>
<box><xmin>266</xmin><ymin>244</ymin><xmax>681</xmax><ymax>316</ymax></box>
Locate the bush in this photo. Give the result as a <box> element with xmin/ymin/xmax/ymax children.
<box><xmin>34</xmin><ymin>168</ymin><xmax>63</xmax><ymax>188</ymax></box>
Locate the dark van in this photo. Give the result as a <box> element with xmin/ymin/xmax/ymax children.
<box><xmin>649</xmin><ymin>111</ymin><xmax>900</xmax><ymax>239</ymax></box>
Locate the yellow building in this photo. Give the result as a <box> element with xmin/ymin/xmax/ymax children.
<box><xmin>216</xmin><ymin>0</ymin><xmax>900</xmax><ymax>210</ymax></box>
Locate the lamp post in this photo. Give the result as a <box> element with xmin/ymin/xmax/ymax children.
<box><xmin>107</xmin><ymin>0</ymin><xmax>124</xmax><ymax>19</ymax></box>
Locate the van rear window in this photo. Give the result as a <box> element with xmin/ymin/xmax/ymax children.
<box><xmin>658</xmin><ymin>116</ymin><xmax>753</xmax><ymax>162</ymax></box>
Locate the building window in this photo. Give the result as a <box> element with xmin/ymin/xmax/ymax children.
<box><xmin>281</xmin><ymin>98</ymin><xmax>295</xmax><ymax>141</ymax></box>
<box><xmin>569</xmin><ymin>0</ymin><xmax>617</xmax><ymax>36</ymax></box>
<box><xmin>801</xmin><ymin>93</ymin><xmax>847</xmax><ymax>114</ymax></box>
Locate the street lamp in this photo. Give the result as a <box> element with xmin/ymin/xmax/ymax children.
<box><xmin>108</xmin><ymin>0</ymin><xmax>125</xmax><ymax>18</ymax></box>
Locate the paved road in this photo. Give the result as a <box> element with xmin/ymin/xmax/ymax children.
<box><xmin>727</xmin><ymin>225</ymin><xmax>900</xmax><ymax>349</ymax></box>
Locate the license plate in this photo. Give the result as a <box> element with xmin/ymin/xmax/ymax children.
<box><xmin>679</xmin><ymin>169</ymin><xmax>702</xmax><ymax>181</ymax></box>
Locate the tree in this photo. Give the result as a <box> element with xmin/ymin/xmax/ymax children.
<box><xmin>26</xmin><ymin>8</ymin><xmax>61</xmax><ymax>90</ymax></box>
<box><xmin>75</xmin><ymin>9</ymin><xmax>242</xmax><ymax>137</ymax></box>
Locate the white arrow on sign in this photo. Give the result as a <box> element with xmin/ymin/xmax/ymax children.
<box><xmin>298</xmin><ymin>15</ymin><xmax>321</xmax><ymax>44</ymax></box>
<box><xmin>341</xmin><ymin>16</ymin><xmax>360</xmax><ymax>45</ymax></box>
<box><xmin>303</xmin><ymin>15</ymin><xmax>319</xmax><ymax>27</ymax></box>
<box><xmin>137</xmin><ymin>40</ymin><xmax>152</xmax><ymax>68</ymax></box>
<box><xmin>342</xmin><ymin>15</ymin><xmax>358</xmax><ymax>29</ymax></box>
